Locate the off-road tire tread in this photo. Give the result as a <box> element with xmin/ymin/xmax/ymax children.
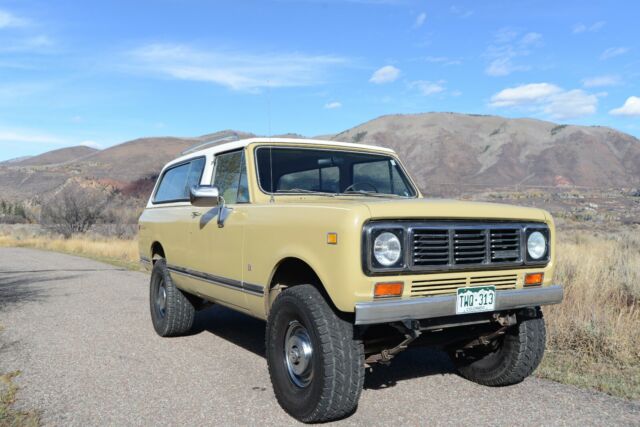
<box><xmin>267</xmin><ymin>285</ymin><xmax>364</xmax><ymax>423</ymax></box>
<box><xmin>150</xmin><ymin>259</ymin><xmax>195</xmax><ymax>337</ymax></box>
<box><xmin>457</xmin><ymin>313</ymin><xmax>546</xmax><ymax>386</ymax></box>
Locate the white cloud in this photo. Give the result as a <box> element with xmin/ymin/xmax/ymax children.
<box><xmin>424</xmin><ymin>56</ymin><xmax>462</xmax><ymax>65</ymax></box>
<box><xmin>369</xmin><ymin>65</ymin><xmax>400</xmax><ymax>84</ymax></box>
<box><xmin>414</xmin><ymin>12</ymin><xmax>426</xmax><ymax>28</ymax></box>
<box><xmin>573</xmin><ymin>21</ymin><xmax>605</xmax><ymax>34</ymax></box>
<box><xmin>582</xmin><ymin>75</ymin><xmax>621</xmax><ymax>88</ymax></box>
<box><xmin>129</xmin><ymin>43</ymin><xmax>348</xmax><ymax>91</ymax></box>
<box><xmin>409</xmin><ymin>80</ymin><xmax>445</xmax><ymax>96</ymax></box>
<box><xmin>600</xmin><ymin>47</ymin><xmax>629</xmax><ymax>60</ymax></box>
<box><xmin>484</xmin><ymin>29</ymin><xmax>542</xmax><ymax>76</ymax></box>
<box><xmin>80</xmin><ymin>140</ymin><xmax>103</xmax><ymax>149</ymax></box>
<box><xmin>485</xmin><ymin>57</ymin><xmax>530</xmax><ymax>77</ymax></box>
<box><xmin>610</xmin><ymin>96</ymin><xmax>640</xmax><ymax>116</ymax></box>
<box><xmin>0</xmin><ymin>128</ymin><xmax>65</xmax><ymax>145</ymax></box>
<box><xmin>0</xmin><ymin>9</ymin><xmax>27</xmax><ymax>29</ymax></box>
<box><xmin>324</xmin><ymin>101</ymin><xmax>342</xmax><ymax>109</ymax></box>
<box><xmin>520</xmin><ymin>32</ymin><xmax>542</xmax><ymax>46</ymax></box>
<box><xmin>490</xmin><ymin>83</ymin><xmax>562</xmax><ymax>107</ymax></box>
<box><xmin>542</xmin><ymin>90</ymin><xmax>598</xmax><ymax>119</ymax></box>
<box><xmin>0</xmin><ymin>35</ymin><xmax>55</xmax><ymax>54</ymax></box>
<box><xmin>489</xmin><ymin>83</ymin><xmax>597</xmax><ymax>119</ymax></box>
<box><xmin>449</xmin><ymin>6</ymin><xmax>473</xmax><ymax>18</ymax></box>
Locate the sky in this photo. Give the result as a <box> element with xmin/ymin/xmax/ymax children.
<box><xmin>0</xmin><ymin>0</ymin><xmax>638</xmax><ymax>161</ymax></box>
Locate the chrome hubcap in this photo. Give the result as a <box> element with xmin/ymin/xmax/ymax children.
<box><xmin>284</xmin><ymin>321</ymin><xmax>314</xmax><ymax>388</ymax></box>
<box><xmin>156</xmin><ymin>281</ymin><xmax>167</xmax><ymax>318</ymax></box>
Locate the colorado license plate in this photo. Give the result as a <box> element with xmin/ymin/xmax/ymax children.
<box><xmin>456</xmin><ymin>286</ymin><xmax>496</xmax><ymax>314</ymax></box>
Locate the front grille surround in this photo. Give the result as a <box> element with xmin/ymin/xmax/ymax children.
<box><xmin>363</xmin><ymin>221</ymin><xmax>550</xmax><ymax>275</ymax></box>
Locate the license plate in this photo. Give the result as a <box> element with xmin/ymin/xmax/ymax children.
<box><xmin>456</xmin><ymin>286</ymin><xmax>496</xmax><ymax>314</ymax></box>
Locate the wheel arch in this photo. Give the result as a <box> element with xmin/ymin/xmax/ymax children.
<box><xmin>265</xmin><ymin>257</ymin><xmax>341</xmax><ymax>317</ymax></box>
<box><xmin>150</xmin><ymin>241</ymin><xmax>165</xmax><ymax>263</ymax></box>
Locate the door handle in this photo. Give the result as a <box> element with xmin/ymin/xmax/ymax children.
<box><xmin>191</xmin><ymin>211</ymin><xmax>202</xmax><ymax>218</ymax></box>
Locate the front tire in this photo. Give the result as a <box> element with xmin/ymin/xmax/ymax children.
<box><xmin>266</xmin><ymin>285</ymin><xmax>364</xmax><ymax>423</ymax></box>
<box><xmin>149</xmin><ymin>259</ymin><xmax>195</xmax><ymax>337</ymax></box>
<box><xmin>451</xmin><ymin>309</ymin><xmax>546</xmax><ymax>386</ymax></box>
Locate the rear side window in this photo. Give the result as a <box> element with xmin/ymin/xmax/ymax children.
<box><xmin>154</xmin><ymin>157</ymin><xmax>205</xmax><ymax>203</ymax></box>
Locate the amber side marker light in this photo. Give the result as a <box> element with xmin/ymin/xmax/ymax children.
<box><xmin>525</xmin><ymin>272</ymin><xmax>544</xmax><ymax>287</ymax></box>
<box><xmin>327</xmin><ymin>232</ymin><xmax>338</xmax><ymax>245</ymax></box>
<box><xmin>374</xmin><ymin>282</ymin><xmax>404</xmax><ymax>298</ymax></box>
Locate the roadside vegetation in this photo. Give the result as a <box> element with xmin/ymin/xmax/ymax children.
<box><xmin>539</xmin><ymin>230</ymin><xmax>640</xmax><ymax>399</ymax></box>
<box><xmin>0</xmin><ymin>231</ymin><xmax>139</xmax><ymax>270</ymax></box>
<box><xmin>0</xmin><ymin>324</ymin><xmax>39</xmax><ymax>427</ymax></box>
<box><xmin>1</xmin><ymin>186</ymin><xmax>639</xmax><ymax>400</ymax></box>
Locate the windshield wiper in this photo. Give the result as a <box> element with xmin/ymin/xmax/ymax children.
<box><xmin>334</xmin><ymin>190</ymin><xmax>409</xmax><ymax>198</ymax></box>
<box><xmin>275</xmin><ymin>188</ymin><xmax>334</xmax><ymax>196</ymax></box>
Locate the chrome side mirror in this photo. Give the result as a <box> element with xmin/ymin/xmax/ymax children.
<box><xmin>190</xmin><ymin>185</ymin><xmax>220</xmax><ymax>207</ymax></box>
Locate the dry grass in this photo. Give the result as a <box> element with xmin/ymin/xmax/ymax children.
<box><xmin>0</xmin><ymin>371</ymin><xmax>39</xmax><ymax>427</ymax></box>
<box><xmin>538</xmin><ymin>229</ymin><xmax>640</xmax><ymax>399</ymax></box>
<box><xmin>1</xmin><ymin>324</ymin><xmax>39</xmax><ymax>427</ymax></box>
<box><xmin>1</xmin><ymin>226</ymin><xmax>639</xmax><ymax>399</ymax></box>
<box><xmin>0</xmin><ymin>234</ymin><xmax>139</xmax><ymax>270</ymax></box>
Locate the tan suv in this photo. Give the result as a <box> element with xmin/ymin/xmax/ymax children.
<box><xmin>138</xmin><ymin>137</ymin><xmax>563</xmax><ymax>422</ymax></box>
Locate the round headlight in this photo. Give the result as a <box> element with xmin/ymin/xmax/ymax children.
<box><xmin>373</xmin><ymin>232</ymin><xmax>402</xmax><ymax>266</ymax></box>
<box><xmin>527</xmin><ymin>231</ymin><xmax>547</xmax><ymax>260</ymax></box>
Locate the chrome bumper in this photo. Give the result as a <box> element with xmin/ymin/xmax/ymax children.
<box><xmin>354</xmin><ymin>285</ymin><xmax>563</xmax><ymax>325</ymax></box>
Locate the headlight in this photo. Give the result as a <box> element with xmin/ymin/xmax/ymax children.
<box><xmin>373</xmin><ymin>232</ymin><xmax>402</xmax><ymax>266</ymax></box>
<box><xmin>527</xmin><ymin>231</ymin><xmax>547</xmax><ymax>260</ymax></box>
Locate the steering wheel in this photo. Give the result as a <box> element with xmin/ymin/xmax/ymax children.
<box><xmin>343</xmin><ymin>182</ymin><xmax>379</xmax><ymax>193</ymax></box>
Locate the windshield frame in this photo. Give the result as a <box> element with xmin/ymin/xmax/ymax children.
<box><xmin>253</xmin><ymin>145</ymin><xmax>419</xmax><ymax>198</ymax></box>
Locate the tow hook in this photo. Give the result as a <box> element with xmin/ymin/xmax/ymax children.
<box><xmin>365</xmin><ymin>320</ymin><xmax>421</xmax><ymax>366</ymax></box>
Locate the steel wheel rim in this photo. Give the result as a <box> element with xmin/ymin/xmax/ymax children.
<box><xmin>284</xmin><ymin>320</ymin><xmax>314</xmax><ymax>388</ymax></box>
<box><xmin>155</xmin><ymin>279</ymin><xmax>167</xmax><ymax>318</ymax></box>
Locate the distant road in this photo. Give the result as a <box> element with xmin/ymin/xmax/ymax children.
<box><xmin>1</xmin><ymin>248</ymin><xmax>639</xmax><ymax>426</ymax></box>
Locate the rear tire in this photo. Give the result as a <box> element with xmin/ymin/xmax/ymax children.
<box><xmin>451</xmin><ymin>310</ymin><xmax>546</xmax><ymax>386</ymax></box>
<box><xmin>149</xmin><ymin>259</ymin><xmax>195</xmax><ymax>337</ymax></box>
<box><xmin>266</xmin><ymin>285</ymin><xmax>364</xmax><ymax>423</ymax></box>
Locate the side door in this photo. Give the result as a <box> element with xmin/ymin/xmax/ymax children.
<box><xmin>187</xmin><ymin>149</ymin><xmax>251</xmax><ymax>311</ymax></box>
<box><xmin>150</xmin><ymin>157</ymin><xmax>205</xmax><ymax>273</ymax></box>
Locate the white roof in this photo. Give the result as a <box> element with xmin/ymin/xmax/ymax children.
<box><xmin>168</xmin><ymin>137</ymin><xmax>396</xmax><ymax>166</ymax></box>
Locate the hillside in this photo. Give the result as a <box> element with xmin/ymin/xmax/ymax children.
<box><xmin>0</xmin><ymin>130</ymin><xmax>253</xmax><ymax>200</ymax></box>
<box><xmin>1</xmin><ymin>113</ymin><xmax>639</xmax><ymax>201</ymax></box>
<box><xmin>332</xmin><ymin>113</ymin><xmax>640</xmax><ymax>193</ymax></box>
<box><xmin>12</xmin><ymin>145</ymin><xmax>98</xmax><ymax>167</ymax></box>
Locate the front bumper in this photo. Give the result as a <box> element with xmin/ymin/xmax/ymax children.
<box><xmin>354</xmin><ymin>285</ymin><xmax>563</xmax><ymax>325</ymax></box>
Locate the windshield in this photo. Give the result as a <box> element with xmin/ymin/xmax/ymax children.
<box><xmin>255</xmin><ymin>147</ymin><xmax>417</xmax><ymax>197</ymax></box>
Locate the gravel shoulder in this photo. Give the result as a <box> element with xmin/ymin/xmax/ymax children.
<box><xmin>1</xmin><ymin>247</ymin><xmax>639</xmax><ymax>426</ymax></box>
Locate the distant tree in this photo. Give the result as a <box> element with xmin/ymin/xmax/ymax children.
<box><xmin>40</xmin><ymin>185</ymin><xmax>113</xmax><ymax>238</ymax></box>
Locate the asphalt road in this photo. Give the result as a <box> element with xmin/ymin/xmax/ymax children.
<box><xmin>1</xmin><ymin>247</ymin><xmax>639</xmax><ymax>426</ymax></box>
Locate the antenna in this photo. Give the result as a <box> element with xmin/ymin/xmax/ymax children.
<box><xmin>181</xmin><ymin>134</ymin><xmax>240</xmax><ymax>155</ymax></box>
<box><xmin>268</xmin><ymin>81</ymin><xmax>275</xmax><ymax>203</ymax></box>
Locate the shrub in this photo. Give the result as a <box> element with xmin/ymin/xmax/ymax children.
<box><xmin>40</xmin><ymin>185</ymin><xmax>113</xmax><ymax>238</ymax></box>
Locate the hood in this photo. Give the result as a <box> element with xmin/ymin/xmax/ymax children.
<box><xmin>360</xmin><ymin>198</ymin><xmax>548</xmax><ymax>222</ymax></box>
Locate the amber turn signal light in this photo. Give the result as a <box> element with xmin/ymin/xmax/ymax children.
<box><xmin>327</xmin><ymin>232</ymin><xmax>338</xmax><ymax>245</ymax></box>
<box><xmin>524</xmin><ymin>272</ymin><xmax>544</xmax><ymax>287</ymax></box>
<box><xmin>374</xmin><ymin>282</ymin><xmax>403</xmax><ymax>298</ymax></box>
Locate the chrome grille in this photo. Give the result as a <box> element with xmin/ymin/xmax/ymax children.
<box><xmin>453</xmin><ymin>229</ymin><xmax>487</xmax><ymax>264</ymax></box>
<box><xmin>412</xmin><ymin>229</ymin><xmax>449</xmax><ymax>266</ymax></box>
<box><xmin>409</xmin><ymin>224</ymin><xmax>523</xmax><ymax>271</ymax></box>
<box><xmin>490</xmin><ymin>229</ymin><xmax>520</xmax><ymax>262</ymax></box>
<box><xmin>411</xmin><ymin>273</ymin><xmax>518</xmax><ymax>297</ymax></box>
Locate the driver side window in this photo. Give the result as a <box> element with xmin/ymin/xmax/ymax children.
<box><xmin>212</xmin><ymin>150</ymin><xmax>249</xmax><ymax>204</ymax></box>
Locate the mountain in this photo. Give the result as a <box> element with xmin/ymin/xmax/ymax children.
<box><xmin>331</xmin><ymin>113</ymin><xmax>640</xmax><ymax>192</ymax></box>
<box><xmin>0</xmin><ymin>130</ymin><xmax>254</xmax><ymax>200</ymax></box>
<box><xmin>1</xmin><ymin>113</ymin><xmax>639</xmax><ymax>202</ymax></box>
<box><xmin>13</xmin><ymin>145</ymin><xmax>98</xmax><ymax>167</ymax></box>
